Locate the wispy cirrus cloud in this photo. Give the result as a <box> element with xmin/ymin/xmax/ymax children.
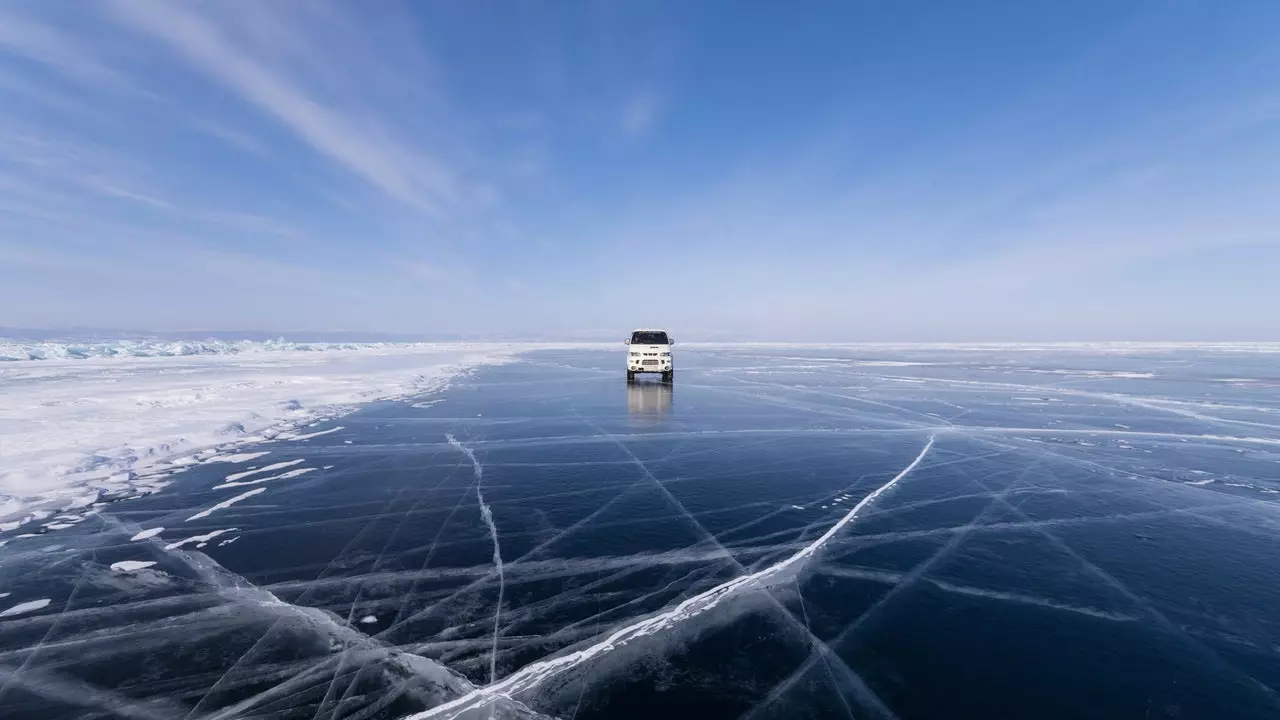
<box><xmin>1</xmin><ymin>2</ymin><xmax>1277</xmax><ymax>339</ymax></box>
<box><xmin>0</xmin><ymin>131</ymin><xmax>174</xmax><ymax>212</ymax></box>
<box><xmin>0</xmin><ymin>1</ymin><xmax>528</xmax><ymax>334</ymax></box>
<box><xmin>0</xmin><ymin>9</ymin><xmax>128</xmax><ymax>89</ymax></box>
<box><xmin>106</xmin><ymin>0</ymin><xmax>468</xmax><ymax>217</ymax></box>
<box><xmin>620</xmin><ymin>89</ymin><xmax>663</xmax><ymax>138</ymax></box>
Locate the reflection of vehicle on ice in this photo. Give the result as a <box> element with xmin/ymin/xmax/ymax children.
<box><xmin>625</xmin><ymin>328</ymin><xmax>674</xmax><ymax>383</ymax></box>
<box><xmin>627</xmin><ymin>381</ymin><xmax>672</xmax><ymax>419</ymax></box>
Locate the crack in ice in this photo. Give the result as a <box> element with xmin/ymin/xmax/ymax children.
<box><xmin>745</xmin><ymin>457</ymin><xmax>1043</xmax><ymax>717</ymax></box>
<box><xmin>570</xmin><ymin>410</ymin><xmax>897</xmax><ymax>716</ymax></box>
<box><xmin>812</xmin><ymin>565</ymin><xmax>1139</xmax><ymax>622</ymax></box>
<box><xmin>406</xmin><ymin>435</ymin><xmax>935</xmax><ymax>719</ymax></box>
<box><xmin>447</xmin><ymin>434</ymin><xmax>505</xmax><ymax>687</ymax></box>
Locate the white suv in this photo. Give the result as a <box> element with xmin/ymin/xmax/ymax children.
<box><xmin>626</xmin><ymin>329</ymin><xmax>674</xmax><ymax>383</ymax></box>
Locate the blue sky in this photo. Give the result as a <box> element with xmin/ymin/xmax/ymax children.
<box><xmin>1</xmin><ymin>1</ymin><xmax>1278</xmax><ymax>340</ymax></box>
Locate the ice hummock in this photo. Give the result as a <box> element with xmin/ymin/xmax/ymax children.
<box><xmin>0</xmin><ymin>337</ymin><xmax>424</xmax><ymax>362</ymax></box>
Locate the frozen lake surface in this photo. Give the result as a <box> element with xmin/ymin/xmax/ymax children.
<box><xmin>3</xmin><ymin>345</ymin><xmax>1280</xmax><ymax>719</ymax></box>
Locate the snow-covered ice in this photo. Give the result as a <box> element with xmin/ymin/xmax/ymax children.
<box><xmin>163</xmin><ymin>527</ymin><xmax>238</xmax><ymax>550</ymax></box>
<box><xmin>207</xmin><ymin>451</ymin><xmax>272</xmax><ymax>464</ymax></box>
<box><xmin>110</xmin><ymin>560</ymin><xmax>157</xmax><ymax>572</ymax></box>
<box><xmin>280</xmin><ymin>425</ymin><xmax>345</xmax><ymax>441</ymax></box>
<box><xmin>129</xmin><ymin>527</ymin><xmax>164</xmax><ymax>541</ymax></box>
<box><xmin>223</xmin><ymin>459</ymin><xmax>306</xmax><ymax>483</ymax></box>
<box><xmin>186</xmin><ymin>488</ymin><xmax>266</xmax><ymax>521</ymax></box>
<box><xmin>213</xmin><ymin>466</ymin><xmax>315</xmax><ymax>489</ymax></box>
<box><xmin>0</xmin><ymin>598</ymin><xmax>50</xmax><ymax>617</ymax></box>
<box><xmin>0</xmin><ymin>341</ymin><xmax>533</xmax><ymax>531</ymax></box>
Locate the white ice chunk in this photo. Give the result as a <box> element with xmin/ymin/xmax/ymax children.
<box><xmin>281</xmin><ymin>426</ymin><xmax>344</xmax><ymax>441</ymax></box>
<box><xmin>110</xmin><ymin>560</ymin><xmax>157</xmax><ymax>572</ymax></box>
<box><xmin>130</xmin><ymin>527</ymin><xmax>165</xmax><ymax>541</ymax></box>
<box><xmin>213</xmin><ymin>467</ymin><xmax>314</xmax><ymax>490</ymax></box>
<box><xmin>207</xmin><ymin>451</ymin><xmax>271</xmax><ymax>464</ymax></box>
<box><xmin>0</xmin><ymin>598</ymin><xmax>50</xmax><ymax>617</ymax></box>
<box><xmin>186</xmin><ymin>488</ymin><xmax>265</xmax><ymax>521</ymax></box>
<box><xmin>223</xmin><ymin>459</ymin><xmax>305</xmax><ymax>483</ymax></box>
<box><xmin>360</xmin><ymin>615</ymin><xmax>377</xmax><ymax>624</ymax></box>
<box><xmin>164</xmin><ymin>528</ymin><xmax>238</xmax><ymax>550</ymax></box>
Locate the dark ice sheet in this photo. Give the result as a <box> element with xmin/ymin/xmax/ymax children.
<box><xmin>3</xmin><ymin>346</ymin><xmax>1280</xmax><ymax>719</ymax></box>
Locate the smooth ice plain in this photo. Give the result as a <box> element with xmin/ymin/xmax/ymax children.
<box><xmin>3</xmin><ymin>344</ymin><xmax>1280</xmax><ymax>719</ymax></box>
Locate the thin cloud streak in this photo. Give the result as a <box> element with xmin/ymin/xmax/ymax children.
<box><xmin>106</xmin><ymin>0</ymin><xmax>462</xmax><ymax>216</ymax></box>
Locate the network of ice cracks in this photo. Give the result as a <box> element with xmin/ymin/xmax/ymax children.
<box><xmin>1</xmin><ymin>343</ymin><xmax>1279</xmax><ymax>719</ymax></box>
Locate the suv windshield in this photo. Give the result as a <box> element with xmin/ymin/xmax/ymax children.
<box><xmin>631</xmin><ymin>331</ymin><xmax>669</xmax><ymax>345</ymax></box>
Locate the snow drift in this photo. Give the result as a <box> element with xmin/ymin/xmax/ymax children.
<box><xmin>0</xmin><ymin>341</ymin><xmax>532</xmax><ymax>532</ymax></box>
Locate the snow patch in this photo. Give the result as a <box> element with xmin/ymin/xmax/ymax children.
<box><xmin>207</xmin><ymin>451</ymin><xmax>271</xmax><ymax>464</ymax></box>
<box><xmin>164</xmin><ymin>528</ymin><xmax>238</xmax><ymax>550</ymax></box>
<box><xmin>130</xmin><ymin>527</ymin><xmax>165</xmax><ymax>541</ymax></box>
<box><xmin>0</xmin><ymin>342</ymin><xmax>528</xmax><ymax>533</ymax></box>
<box><xmin>223</xmin><ymin>459</ymin><xmax>305</xmax><ymax>483</ymax></box>
<box><xmin>186</xmin><ymin>488</ymin><xmax>265</xmax><ymax>521</ymax></box>
<box><xmin>214</xmin><ymin>466</ymin><xmax>314</xmax><ymax>490</ymax></box>
<box><xmin>281</xmin><ymin>426</ymin><xmax>343</xmax><ymax>441</ymax></box>
<box><xmin>110</xmin><ymin>560</ymin><xmax>157</xmax><ymax>572</ymax></box>
<box><xmin>0</xmin><ymin>598</ymin><xmax>50</xmax><ymax>617</ymax></box>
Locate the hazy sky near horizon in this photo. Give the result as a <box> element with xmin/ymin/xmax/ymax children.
<box><xmin>1</xmin><ymin>1</ymin><xmax>1278</xmax><ymax>340</ymax></box>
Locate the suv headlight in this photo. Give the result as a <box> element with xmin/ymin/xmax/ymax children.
<box><xmin>660</xmin><ymin>352</ymin><xmax>671</xmax><ymax>357</ymax></box>
<box><xmin>629</xmin><ymin>352</ymin><xmax>640</xmax><ymax>357</ymax></box>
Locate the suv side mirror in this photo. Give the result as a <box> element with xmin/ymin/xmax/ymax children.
<box><xmin>625</xmin><ymin>338</ymin><xmax>631</xmax><ymax>345</ymax></box>
<box><xmin>669</xmin><ymin>338</ymin><xmax>675</xmax><ymax>345</ymax></box>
